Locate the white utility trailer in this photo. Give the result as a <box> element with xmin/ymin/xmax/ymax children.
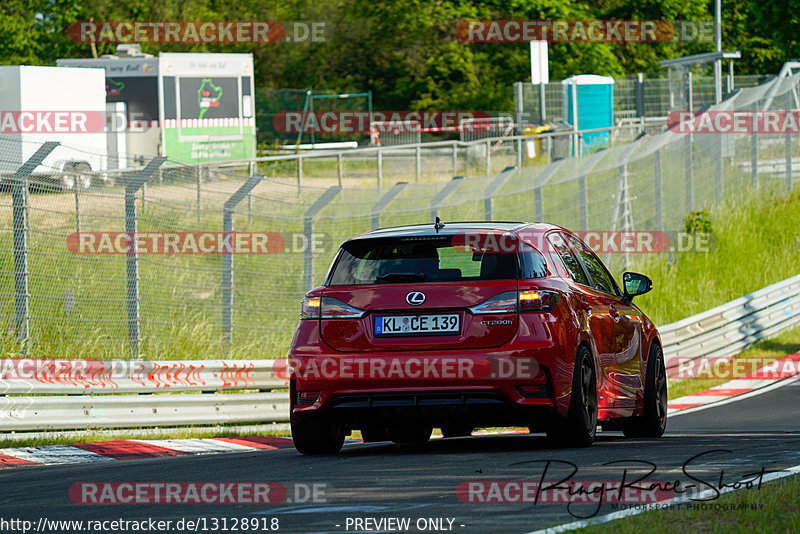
<box><xmin>0</xmin><ymin>65</ymin><xmax>113</xmax><ymax>189</ymax></box>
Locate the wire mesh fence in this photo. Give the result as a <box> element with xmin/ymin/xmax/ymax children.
<box><xmin>516</xmin><ymin>73</ymin><xmax>774</xmax><ymax>127</ymax></box>
<box><xmin>1</xmin><ymin>73</ymin><xmax>798</xmax><ymax>361</ymax></box>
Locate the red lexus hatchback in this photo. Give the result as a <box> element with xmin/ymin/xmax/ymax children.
<box><xmin>289</xmin><ymin>221</ymin><xmax>666</xmax><ymax>454</ymax></box>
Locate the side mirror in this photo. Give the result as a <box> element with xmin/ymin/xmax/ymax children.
<box><xmin>622</xmin><ymin>272</ymin><xmax>652</xmax><ymax>304</ymax></box>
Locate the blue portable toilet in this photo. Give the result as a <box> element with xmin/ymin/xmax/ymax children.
<box><xmin>561</xmin><ymin>75</ymin><xmax>614</xmax><ymax>155</ymax></box>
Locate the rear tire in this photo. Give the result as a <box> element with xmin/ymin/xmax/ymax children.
<box><xmin>623</xmin><ymin>343</ymin><xmax>667</xmax><ymax>438</ymax></box>
<box><xmin>546</xmin><ymin>346</ymin><xmax>597</xmax><ymax>447</ymax></box>
<box><xmin>291</xmin><ymin>414</ymin><xmax>344</xmax><ymax>455</ymax></box>
<box><xmin>386</xmin><ymin>425</ymin><xmax>432</xmax><ymax>444</ymax></box>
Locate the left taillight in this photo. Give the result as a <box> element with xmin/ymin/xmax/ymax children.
<box><xmin>301</xmin><ymin>296</ymin><xmax>365</xmax><ymax>319</ymax></box>
<box><xmin>301</xmin><ymin>296</ymin><xmax>321</xmax><ymax>319</ymax></box>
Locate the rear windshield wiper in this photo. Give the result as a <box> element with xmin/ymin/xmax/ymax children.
<box><xmin>375</xmin><ymin>272</ymin><xmax>427</xmax><ymax>282</ymax></box>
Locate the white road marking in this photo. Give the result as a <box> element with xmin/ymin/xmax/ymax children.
<box><xmin>130</xmin><ymin>438</ymin><xmax>261</xmax><ymax>453</ymax></box>
<box><xmin>0</xmin><ymin>445</ymin><xmax>113</xmax><ymax>465</ymax></box>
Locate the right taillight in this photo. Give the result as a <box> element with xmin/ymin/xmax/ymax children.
<box><xmin>518</xmin><ymin>290</ymin><xmax>560</xmax><ymax>313</ymax></box>
<box><xmin>468</xmin><ymin>290</ymin><xmax>560</xmax><ymax>314</ymax></box>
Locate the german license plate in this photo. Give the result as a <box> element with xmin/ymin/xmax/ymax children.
<box><xmin>374</xmin><ymin>314</ymin><xmax>459</xmax><ymax>336</ymax></box>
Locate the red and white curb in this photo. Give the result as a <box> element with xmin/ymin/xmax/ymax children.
<box><xmin>668</xmin><ymin>352</ymin><xmax>800</xmax><ymax>414</ymax></box>
<box><xmin>0</xmin><ymin>436</ymin><xmax>297</xmax><ymax>470</ymax></box>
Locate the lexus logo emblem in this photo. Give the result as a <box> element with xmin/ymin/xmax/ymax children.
<box><xmin>406</xmin><ymin>291</ymin><xmax>426</xmax><ymax>306</ymax></box>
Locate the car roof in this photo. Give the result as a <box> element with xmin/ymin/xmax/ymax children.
<box><xmin>349</xmin><ymin>221</ymin><xmax>565</xmax><ymax>240</ymax></box>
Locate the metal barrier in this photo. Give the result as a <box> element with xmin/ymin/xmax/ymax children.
<box><xmin>1</xmin><ymin>271</ymin><xmax>798</xmax><ymax>431</ymax></box>
<box><xmin>0</xmin><ymin>392</ymin><xmax>288</xmax><ymax>432</ymax></box>
<box><xmin>0</xmin><ymin>359</ymin><xmax>287</xmax><ymax>395</ymax></box>
<box><xmin>661</xmin><ymin>273</ymin><xmax>800</xmax><ymax>373</ymax></box>
<box><xmin>0</xmin><ymin>359</ymin><xmax>289</xmax><ymax>431</ymax></box>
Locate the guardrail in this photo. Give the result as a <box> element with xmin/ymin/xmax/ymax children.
<box><xmin>1</xmin><ymin>274</ymin><xmax>798</xmax><ymax>431</ymax></box>
<box><xmin>0</xmin><ymin>392</ymin><xmax>288</xmax><ymax>432</ymax></box>
<box><xmin>0</xmin><ymin>360</ymin><xmax>289</xmax><ymax>431</ymax></box>
<box><xmin>661</xmin><ymin>273</ymin><xmax>800</xmax><ymax>374</ymax></box>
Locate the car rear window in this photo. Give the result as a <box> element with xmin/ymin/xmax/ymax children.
<box><xmin>326</xmin><ymin>235</ymin><xmax>545</xmax><ymax>285</ymax></box>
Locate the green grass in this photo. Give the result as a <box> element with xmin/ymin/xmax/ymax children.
<box><xmin>632</xmin><ymin>188</ymin><xmax>800</xmax><ymax>326</ymax></box>
<box><xmin>575</xmin><ymin>475</ymin><xmax>800</xmax><ymax>534</ymax></box>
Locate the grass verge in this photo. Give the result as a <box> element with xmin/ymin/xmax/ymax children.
<box><xmin>575</xmin><ymin>475</ymin><xmax>800</xmax><ymax>534</ymax></box>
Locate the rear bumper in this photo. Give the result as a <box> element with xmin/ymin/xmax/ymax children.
<box><xmin>312</xmin><ymin>388</ymin><xmax>559</xmax><ymax>428</ymax></box>
<box><xmin>289</xmin><ymin>314</ymin><xmax>580</xmax><ymax>427</ymax></box>
<box><xmin>289</xmin><ymin>351</ymin><xmax>566</xmax><ymax>427</ymax></box>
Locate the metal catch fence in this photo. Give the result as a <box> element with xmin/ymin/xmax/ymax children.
<box><xmin>1</xmin><ymin>73</ymin><xmax>799</xmax><ymax>361</ymax></box>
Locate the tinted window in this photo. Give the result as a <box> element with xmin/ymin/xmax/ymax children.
<box><xmin>518</xmin><ymin>244</ymin><xmax>548</xmax><ymax>279</ymax></box>
<box><xmin>547</xmin><ymin>233</ymin><xmax>590</xmax><ymax>286</ymax></box>
<box><xmin>328</xmin><ymin>236</ymin><xmax>518</xmax><ymax>285</ymax></box>
<box><xmin>570</xmin><ymin>235</ymin><xmax>620</xmax><ymax>296</ymax></box>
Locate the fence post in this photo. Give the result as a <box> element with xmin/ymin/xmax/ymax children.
<box><xmin>575</xmin><ymin>155</ymin><xmax>603</xmax><ymax>233</ymax></box>
<box><xmin>248</xmin><ymin>162</ymin><xmax>255</xmax><ymax>223</ymax></box>
<box><xmin>513</xmin><ymin>81</ymin><xmax>524</xmax><ymax>133</ymax></box>
<box><xmin>685</xmin><ymin>133</ymin><xmax>693</xmax><ymax>214</ymax></box>
<box><xmin>430</xmin><ymin>176</ymin><xmax>464</xmax><ymax>222</ymax></box>
<box><xmin>715</xmin><ymin>134</ymin><xmax>723</xmax><ymax>205</ymax></box>
<box><xmin>372</xmin><ymin>182</ymin><xmax>407</xmax><ymax>229</ymax></box>
<box><xmin>535</xmin><ymin>187</ymin><xmax>543</xmax><ymax>222</ymax></box>
<box><xmin>452</xmin><ymin>144</ymin><xmax>458</xmax><ymax>175</ymax></box>
<box><xmin>196</xmin><ymin>167</ymin><xmax>202</xmax><ymax>224</ymax></box>
<box><xmin>634</xmin><ymin>73</ymin><xmax>645</xmax><ymax>131</ymax></box>
<box><xmin>221</xmin><ymin>175</ymin><xmax>262</xmax><ymax>352</ymax></box>
<box><xmin>297</xmin><ymin>155</ymin><xmax>303</xmax><ymax>190</ymax></box>
<box><xmin>303</xmin><ymin>187</ymin><xmax>342</xmax><ymax>292</ymax></box>
<box><xmin>377</xmin><ymin>149</ymin><xmax>383</xmax><ymax>190</ymax></box>
<box><xmin>516</xmin><ymin>137</ymin><xmax>523</xmax><ymax>169</ymax></box>
<box><xmin>533</xmin><ymin>160</ymin><xmax>566</xmax><ymax>224</ymax></box>
<box><xmin>539</xmin><ymin>82</ymin><xmax>547</xmax><ymax>123</ymax></box>
<box><xmin>12</xmin><ymin>142</ymin><xmax>59</xmax><ymax>349</ymax></box>
<box><xmin>578</xmin><ymin>174</ymin><xmax>588</xmax><ymax>232</ymax></box>
<box><xmin>125</xmin><ymin>157</ymin><xmax>166</xmax><ymax>358</ymax></box>
<box><xmin>483</xmin><ymin>166</ymin><xmax>516</xmax><ymax>220</ymax></box>
<box><xmin>485</xmin><ymin>140</ymin><xmax>491</xmax><ymax>176</ymax></box>
<box><xmin>415</xmin><ymin>145</ymin><xmax>421</xmax><ymax>183</ymax></box>
<box><xmin>786</xmin><ymin>91</ymin><xmax>793</xmax><ymax>191</ymax></box>
<box><xmin>571</xmin><ymin>82</ymin><xmax>579</xmax><ymax>158</ymax></box>
<box><xmin>141</xmin><ymin>182</ymin><xmax>147</xmax><ymax>212</ymax></box>
<box><xmin>751</xmin><ymin>103</ymin><xmax>759</xmax><ymax>189</ymax></box>
<box><xmin>337</xmin><ymin>152</ymin><xmax>343</xmax><ymax>186</ymax></box>
<box><xmin>74</xmin><ymin>184</ymin><xmax>81</xmax><ymax>233</ymax></box>
<box><xmin>654</xmin><ymin>149</ymin><xmax>663</xmax><ymax>231</ymax></box>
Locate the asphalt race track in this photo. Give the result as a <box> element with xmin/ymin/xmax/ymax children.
<box><xmin>1</xmin><ymin>381</ymin><xmax>798</xmax><ymax>534</ymax></box>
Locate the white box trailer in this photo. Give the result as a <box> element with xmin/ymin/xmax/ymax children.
<box><xmin>0</xmin><ymin>65</ymin><xmax>110</xmax><ymax>189</ymax></box>
<box><xmin>58</xmin><ymin>49</ymin><xmax>256</xmax><ymax>164</ymax></box>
